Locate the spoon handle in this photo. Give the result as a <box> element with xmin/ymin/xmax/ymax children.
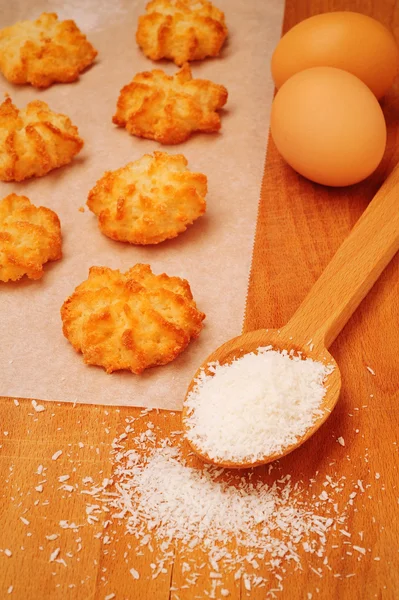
<box><xmin>283</xmin><ymin>165</ymin><xmax>399</xmax><ymax>350</ymax></box>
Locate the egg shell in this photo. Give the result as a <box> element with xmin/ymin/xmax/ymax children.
<box><xmin>270</xmin><ymin>67</ymin><xmax>387</xmax><ymax>187</ymax></box>
<box><xmin>271</xmin><ymin>11</ymin><xmax>399</xmax><ymax>99</ymax></box>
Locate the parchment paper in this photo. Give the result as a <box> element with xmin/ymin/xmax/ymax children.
<box><xmin>0</xmin><ymin>0</ymin><xmax>284</xmax><ymax>408</ymax></box>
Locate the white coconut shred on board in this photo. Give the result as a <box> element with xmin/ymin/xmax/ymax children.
<box><xmin>80</xmin><ymin>417</ymin><xmax>370</xmax><ymax>596</ymax></box>
<box><xmin>184</xmin><ymin>347</ymin><xmax>334</xmax><ymax>462</ymax></box>
<box><xmin>2</xmin><ymin>402</ymin><xmax>377</xmax><ymax>598</ymax></box>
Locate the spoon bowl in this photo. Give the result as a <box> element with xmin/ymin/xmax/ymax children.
<box><xmin>182</xmin><ymin>163</ymin><xmax>399</xmax><ymax>468</ymax></box>
<box><xmin>182</xmin><ymin>327</ymin><xmax>341</xmax><ymax>468</ymax></box>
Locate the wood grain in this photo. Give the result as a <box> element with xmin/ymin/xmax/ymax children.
<box><xmin>1</xmin><ymin>0</ymin><xmax>399</xmax><ymax>599</ymax></box>
<box><xmin>280</xmin><ymin>162</ymin><xmax>399</xmax><ymax>349</ymax></box>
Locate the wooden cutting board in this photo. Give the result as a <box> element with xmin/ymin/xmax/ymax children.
<box><xmin>1</xmin><ymin>0</ymin><xmax>398</xmax><ymax>598</ymax></box>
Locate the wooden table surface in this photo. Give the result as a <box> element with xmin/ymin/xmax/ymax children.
<box><xmin>1</xmin><ymin>0</ymin><xmax>399</xmax><ymax>598</ymax></box>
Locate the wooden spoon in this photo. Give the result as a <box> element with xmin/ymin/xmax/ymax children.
<box><xmin>182</xmin><ymin>165</ymin><xmax>399</xmax><ymax>468</ymax></box>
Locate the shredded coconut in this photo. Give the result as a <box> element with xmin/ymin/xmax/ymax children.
<box><xmin>184</xmin><ymin>348</ymin><xmax>334</xmax><ymax>462</ymax></box>
<box><xmin>49</xmin><ymin>548</ymin><xmax>60</xmax><ymax>562</ymax></box>
<box><xmin>3</xmin><ymin>402</ymin><xmax>375</xmax><ymax>597</ymax></box>
<box><xmin>81</xmin><ymin>416</ymin><xmax>363</xmax><ymax>594</ymax></box>
<box><xmin>31</xmin><ymin>400</ymin><xmax>45</xmax><ymax>413</ymax></box>
<box><xmin>130</xmin><ymin>568</ymin><xmax>140</xmax><ymax>580</ymax></box>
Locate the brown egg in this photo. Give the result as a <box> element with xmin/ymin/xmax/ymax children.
<box><xmin>271</xmin><ymin>12</ymin><xmax>399</xmax><ymax>99</ymax></box>
<box><xmin>270</xmin><ymin>67</ymin><xmax>387</xmax><ymax>187</ymax></box>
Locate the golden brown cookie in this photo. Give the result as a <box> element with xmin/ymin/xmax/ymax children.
<box><xmin>87</xmin><ymin>151</ymin><xmax>207</xmax><ymax>244</ymax></box>
<box><xmin>136</xmin><ymin>0</ymin><xmax>227</xmax><ymax>66</ymax></box>
<box><xmin>0</xmin><ymin>193</ymin><xmax>62</xmax><ymax>282</ymax></box>
<box><xmin>0</xmin><ymin>97</ymin><xmax>83</xmax><ymax>182</ymax></box>
<box><xmin>61</xmin><ymin>264</ymin><xmax>205</xmax><ymax>374</ymax></box>
<box><xmin>0</xmin><ymin>12</ymin><xmax>97</xmax><ymax>88</ymax></box>
<box><xmin>113</xmin><ymin>63</ymin><xmax>228</xmax><ymax>144</ymax></box>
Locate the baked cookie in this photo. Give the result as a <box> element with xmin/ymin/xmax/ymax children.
<box><xmin>136</xmin><ymin>0</ymin><xmax>227</xmax><ymax>66</ymax></box>
<box><xmin>0</xmin><ymin>193</ymin><xmax>62</xmax><ymax>282</ymax></box>
<box><xmin>87</xmin><ymin>151</ymin><xmax>207</xmax><ymax>244</ymax></box>
<box><xmin>61</xmin><ymin>264</ymin><xmax>205</xmax><ymax>373</ymax></box>
<box><xmin>0</xmin><ymin>97</ymin><xmax>83</xmax><ymax>182</ymax></box>
<box><xmin>113</xmin><ymin>63</ymin><xmax>227</xmax><ymax>144</ymax></box>
<box><xmin>0</xmin><ymin>12</ymin><xmax>97</xmax><ymax>88</ymax></box>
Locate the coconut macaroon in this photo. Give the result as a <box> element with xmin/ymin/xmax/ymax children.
<box><xmin>136</xmin><ymin>0</ymin><xmax>227</xmax><ymax>66</ymax></box>
<box><xmin>0</xmin><ymin>12</ymin><xmax>97</xmax><ymax>88</ymax></box>
<box><xmin>61</xmin><ymin>264</ymin><xmax>205</xmax><ymax>374</ymax></box>
<box><xmin>87</xmin><ymin>151</ymin><xmax>207</xmax><ymax>245</ymax></box>
<box><xmin>0</xmin><ymin>194</ymin><xmax>62</xmax><ymax>282</ymax></box>
<box><xmin>113</xmin><ymin>63</ymin><xmax>228</xmax><ymax>144</ymax></box>
<box><xmin>0</xmin><ymin>97</ymin><xmax>83</xmax><ymax>182</ymax></box>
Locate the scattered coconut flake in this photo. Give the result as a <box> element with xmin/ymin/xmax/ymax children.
<box><xmin>4</xmin><ymin>549</ymin><xmax>12</xmax><ymax>557</ymax></box>
<box><xmin>19</xmin><ymin>517</ymin><xmax>30</xmax><ymax>526</ymax></box>
<box><xmin>306</xmin><ymin>339</ymin><xmax>315</xmax><ymax>352</ymax></box>
<box><xmin>31</xmin><ymin>400</ymin><xmax>45</xmax><ymax>413</ymax></box>
<box><xmin>339</xmin><ymin>529</ymin><xmax>351</xmax><ymax>538</ymax></box>
<box><xmin>7</xmin><ymin>586</ymin><xmax>13</xmax><ymax>594</ymax></box>
<box><xmin>366</xmin><ymin>366</ymin><xmax>375</xmax><ymax>375</ymax></box>
<box><xmin>7</xmin><ymin>409</ymin><xmax>370</xmax><ymax>598</ymax></box>
<box><xmin>353</xmin><ymin>546</ymin><xmax>366</xmax><ymax>555</ymax></box>
<box><xmin>49</xmin><ymin>548</ymin><xmax>60</xmax><ymax>562</ymax></box>
<box><xmin>55</xmin><ymin>557</ymin><xmax>68</xmax><ymax>568</ymax></box>
<box><xmin>243</xmin><ymin>575</ymin><xmax>251</xmax><ymax>591</ymax></box>
<box><xmin>60</xmin><ymin>485</ymin><xmax>74</xmax><ymax>493</ymax></box>
<box><xmin>59</xmin><ymin>520</ymin><xmax>81</xmax><ymax>529</ymax></box>
<box><xmin>130</xmin><ymin>568</ymin><xmax>140</xmax><ymax>579</ymax></box>
<box><xmin>337</xmin><ymin>437</ymin><xmax>345</xmax><ymax>447</ymax></box>
<box><xmin>13</xmin><ymin>400</ymin><xmax>19</xmax><ymax>407</ymax></box>
<box><xmin>81</xmin><ymin>423</ymin><xmax>363</xmax><ymax>596</ymax></box>
<box><xmin>52</xmin><ymin>451</ymin><xmax>63</xmax><ymax>461</ymax></box>
<box><xmin>35</xmin><ymin>485</ymin><xmax>43</xmax><ymax>493</ymax></box>
<box><xmin>104</xmin><ymin>594</ymin><xmax>115</xmax><ymax>600</ymax></box>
